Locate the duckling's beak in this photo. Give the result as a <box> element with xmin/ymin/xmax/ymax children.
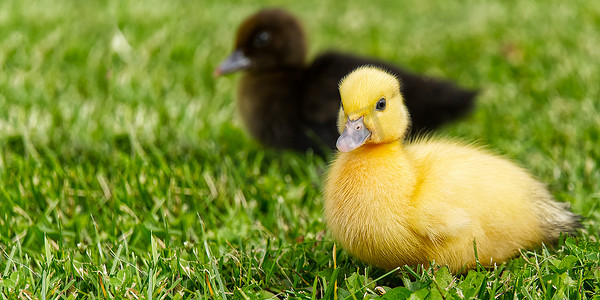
<box><xmin>214</xmin><ymin>49</ymin><xmax>251</xmax><ymax>77</ymax></box>
<box><xmin>336</xmin><ymin>116</ymin><xmax>371</xmax><ymax>152</ymax></box>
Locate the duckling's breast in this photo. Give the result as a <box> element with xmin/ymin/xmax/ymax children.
<box><xmin>324</xmin><ymin>143</ymin><xmax>426</xmax><ymax>268</ymax></box>
<box><xmin>237</xmin><ymin>71</ymin><xmax>305</xmax><ymax>149</ymax></box>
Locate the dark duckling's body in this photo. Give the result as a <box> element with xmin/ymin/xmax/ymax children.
<box><xmin>215</xmin><ymin>8</ymin><xmax>477</xmax><ymax>153</ymax></box>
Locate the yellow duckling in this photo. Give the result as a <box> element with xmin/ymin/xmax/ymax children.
<box><xmin>324</xmin><ymin>66</ymin><xmax>581</xmax><ymax>273</ymax></box>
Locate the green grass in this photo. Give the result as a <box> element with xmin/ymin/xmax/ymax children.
<box><xmin>1</xmin><ymin>0</ymin><xmax>599</xmax><ymax>298</ymax></box>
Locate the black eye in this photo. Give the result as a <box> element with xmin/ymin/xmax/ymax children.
<box><xmin>375</xmin><ymin>98</ymin><xmax>386</xmax><ymax>111</ymax></box>
<box><xmin>252</xmin><ymin>31</ymin><xmax>271</xmax><ymax>48</ymax></box>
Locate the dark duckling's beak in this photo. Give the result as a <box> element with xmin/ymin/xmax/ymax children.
<box><xmin>214</xmin><ymin>49</ymin><xmax>251</xmax><ymax>77</ymax></box>
<box><xmin>336</xmin><ymin>116</ymin><xmax>371</xmax><ymax>152</ymax></box>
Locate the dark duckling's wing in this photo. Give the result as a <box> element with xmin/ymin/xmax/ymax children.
<box><xmin>303</xmin><ymin>52</ymin><xmax>477</xmax><ymax>141</ymax></box>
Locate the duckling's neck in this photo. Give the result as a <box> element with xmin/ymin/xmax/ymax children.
<box><xmin>340</xmin><ymin>141</ymin><xmax>418</xmax><ymax>204</ymax></box>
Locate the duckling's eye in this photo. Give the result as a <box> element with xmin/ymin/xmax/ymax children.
<box><xmin>375</xmin><ymin>98</ymin><xmax>386</xmax><ymax>111</ymax></box>
<box><xmin>252</xmin><ymin>31</ymin><xmax>271</xmax><ymax>48</ymax></box>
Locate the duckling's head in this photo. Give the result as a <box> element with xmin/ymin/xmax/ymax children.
<box><xmin>336</xmin><ymin>66</ymin><xmax>410</xmax><ymax>152</ymax></box>
<box><xmin>214</xmin><ymin>8</ymin><xmax>306</xmax><ymax>76</ymax></box>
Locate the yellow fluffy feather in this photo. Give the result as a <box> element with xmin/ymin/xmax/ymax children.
<box><xmin>324</xmin><ymin>66</ymin><xmax>581</xmax><ymax>273</ymax></box>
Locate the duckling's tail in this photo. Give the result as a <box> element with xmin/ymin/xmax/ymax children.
<box><xmin>533</xmin><ymin>184</ymin><xmax>583</xmax><ymax>244</ymax></box>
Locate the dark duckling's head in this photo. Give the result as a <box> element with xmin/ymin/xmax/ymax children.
<box><xmin>215</xmin><ymin>8</ymin><xmax>307</xmax><ymax>76</ymax></box>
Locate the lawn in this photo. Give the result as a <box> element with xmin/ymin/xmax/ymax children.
<box><xmin>1</xmin><ymin>0</ymin><xmax>599</xmax><ymax>298</ymax></box>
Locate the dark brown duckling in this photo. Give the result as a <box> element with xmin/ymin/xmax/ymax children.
<box><xmin>215</xmin><ymin>8</ymin><xmax>477</xmax><ymax>153</ymax></box>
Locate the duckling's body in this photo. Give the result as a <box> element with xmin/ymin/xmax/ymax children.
<box><xmin>215</xmin><ymin>8</ymin><xmax>476</xmax><ymax>153</ymax></box>
<box><xmin>325</xmin><ymin>67</ymin><xmax>580</xmax><ymax>273</ymax></box>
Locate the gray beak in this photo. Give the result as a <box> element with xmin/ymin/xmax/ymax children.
<box><xmin>214</xmin><ymin>49</ymin><xmax>251</xmax><ymax>77</ymax></box>
<box><xmin>336</xmin><ymin>116</ymin><xmax>371</xmax><ymax>152</ymax></box>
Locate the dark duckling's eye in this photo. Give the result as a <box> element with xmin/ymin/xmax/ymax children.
<box><xmin>252</xmin><ymin>31</ymin><xmax>271</xmax><ymax>48</ymax></box>
<box><xmin>375</xmin><ymin>98</ymin><xmax>386</xmax><ymax>111</ymax></box>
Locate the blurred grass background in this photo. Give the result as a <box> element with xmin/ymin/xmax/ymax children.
<box><xmin>1</xmin><ymin>0</ymin><xmax>599</xmax><ymax>298</ymax></box>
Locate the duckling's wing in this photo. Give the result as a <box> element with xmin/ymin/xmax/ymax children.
<box><xmin>411</xmin><ymin>202</ymin><xmax>473</xmax><ymax>245</ymax></box>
